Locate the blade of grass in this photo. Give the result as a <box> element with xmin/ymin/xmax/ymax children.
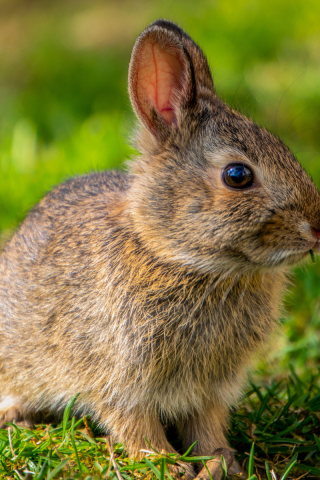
<box><xmin>182</xmin><ymin>440</ymin><xmax>198</xmax><ymax>457</ymax></box>
<box><xmin>280</xmin><ymin>460</ymin><xmax>297</xmax><ymax>480</ymax></box>
<box><xmin>178</xmin><ymin>456</ymin><xmax>215</xmax><ymax>463</ymax></box>
<box><xmin>309</xmin><ymin>249</ymin><xmax>315</xmax><ymax>263</ymax></box>
<box><xmin>36</xmin><ymin>458</ymin><xmax>49</xmax><ymax>480</ymax></box>
<box><xmin>265</xmin><ymin>461</ymin><xmax>272</xmax><ymax>480</ymax></box>
<box><xmin>62</xmin><ymin>393</ymin><xmax>80</xmax><ymax>439</ymax></box>
<box><xmin>160</xmin><ymin>457</ymin><xmax>165</xmax><ymax>480</ymax></box>
<box><xmin>255</xmin><ymin>393</ymin><xmax>270</xmax><ymax>423</ymax></box>
<box><xmin>13</xmin><ymin>470</ymin><xmax>24</xmax><ymax>480</ymax></box>
<box><xmin>295</xmin><ymin>464</ymin><xmax>320</xmax><ymax>475</ymax></box>
<box><xmin>144</xmin><ymin>457</ymin><xmax>161</xmax><ymax>479</ymax></box>
<box><xmin>70</xmin><ymin>416</ymin><xmax>82</xmax><ymax>473</ymax></box>
<box><xmin>314</xmin><ymin>434</ymin><xmax>320</xmax><ymax>450</ymax></box>
<box><xmin>47</xmin><ymin>459</ymin><xmax>69</xmax><ymax>480</ymax></box>
<box><xmin>164</xmin><ymin>463</ymin><xmax>175</xmax><ymax>480</ymax></box>
<box><xmin>248</xmin><ymin>443</ymin><xmax>255</xmax><ymax>477</ymax></box>
<box><xmin>221</xmin><ymin>455</ymin><xmax>228</xmax><ymax>480</ymax></box>
<box><xmin>143</xmin><ymin>437</ymin><xmax>161</xmax><ymax>455</ymax></box>
<box><xmin>201</xmin><ymin>459</ymin><xmax>214</xmax><ymax>480</ymax></box>
<box><xmin>120</xmin><ymin>463</ymin><xmax>146</xmax><ymax>472</ymax></box>
<box><xmin>93</xmin><ymin>461</ymin><xmax>103</xmax><ymax>473</ymax></box>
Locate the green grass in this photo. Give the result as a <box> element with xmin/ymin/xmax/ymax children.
<box><xmin>230</xmin><ymin>368</ymin><xmax>320</xmax><ymax>478</ymax></box>
<box><xmin>2</xmin><ymin>370</ymin><xmax>320</xmax><ymax>480</ymax></box>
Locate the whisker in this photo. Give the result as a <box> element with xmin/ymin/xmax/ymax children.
<box><xmin>282</xmin><ymin>106</ymin><xmax>313</xmax><ymax>144</ymax></box>
<box><xmin>231</xmin><ymin>76</ymin><xmax>245</xmax><ymax>109</ymax></box>
<box><xmin>274</xmin><ymin>71</ymin><xmax>305</xmax><ymax>134</ymax></box>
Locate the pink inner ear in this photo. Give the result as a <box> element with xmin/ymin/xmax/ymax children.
<box><xmin>136</xmin><ymin>41</ymin><xmax>185</xmax><ymax>126</ymax></box>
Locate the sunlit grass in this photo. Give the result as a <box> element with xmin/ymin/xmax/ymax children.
<box><xmin>1</xmin><ymin>371</ymin><xmax>320</xmax><ymax>479</ymax></box>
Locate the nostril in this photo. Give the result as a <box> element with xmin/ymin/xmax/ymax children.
<box><xmin>311</xmin><ymin>226</ymin><xmax>320</xmax><ymax>240</ymax></box>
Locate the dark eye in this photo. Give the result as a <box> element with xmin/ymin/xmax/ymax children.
<box><xmin>223</xmin><ymin>164</ymin><xmax>254</xmax><ymax>189</ymax></box>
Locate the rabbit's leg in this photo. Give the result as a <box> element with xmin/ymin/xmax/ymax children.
<box><xmin>179</xmin><ymin>402</ymin><xmax>229</xmax><ymax>455</ymax></box>
<box><xmin>178</xmin><ymin>403</ymin><xmax>243</xmax><ymax>476</ymax></box>
<box><xmin>108</xmin><ymin>409</ymin><xmax>195</xmax><ymax>479</ymax></box>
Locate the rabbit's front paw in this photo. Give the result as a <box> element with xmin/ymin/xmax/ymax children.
<box><xmin>169</xmin><ymin>461</ymin><xmax>195</xmax><ymax>480</ymax></box>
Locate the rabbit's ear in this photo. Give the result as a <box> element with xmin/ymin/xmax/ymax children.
<box><xmin>129</xmin><ymin>20</ymin><xmax>215</xmax><ymax>139</ymax></box>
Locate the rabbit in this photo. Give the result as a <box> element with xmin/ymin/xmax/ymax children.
<box><xmin>1</xmin><ymin>18</ymin><xmax>320</xmax><ymax>479</ymax></box>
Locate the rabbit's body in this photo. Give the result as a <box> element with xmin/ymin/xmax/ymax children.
<box><xmin>1</xmin><ymin>19</ymin><xmax>320</xmax><ymax>477</ymax></box>
<box><xmin>0</xmin><ymin>169</ymin><xmax>284</xmax><ymax>419</ymax></box>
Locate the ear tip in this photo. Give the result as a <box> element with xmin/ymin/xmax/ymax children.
<box><xmin>147</xmin><ymin>20</ymin><xmax>199</xmax><ymax>49</ymax></box>
<box><xmin>149</xmin><ymin>19</ymin><xmax>183</xmax><ymax>32</ymax></box>
<box><xmin>133</xmin><ymin>19</ymin><xmax>186</xmax><ymax>49</ymax></box>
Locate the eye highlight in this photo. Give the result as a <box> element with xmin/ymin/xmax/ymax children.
<box><xmin>223</xmin><ymin>164</ymin><xmax>254</xmax><ymax>189</ymax></box>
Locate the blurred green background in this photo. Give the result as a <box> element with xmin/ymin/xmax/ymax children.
<box><xmin>0</xmin><ymin>0</ymin><xmax>320</xmax><ymax>377</ymax></box>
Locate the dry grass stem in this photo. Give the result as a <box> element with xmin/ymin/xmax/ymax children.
<box><xmin>8</xmin><ymin>427</ymin><xmax>17</xmax><ymax>460</ymax></box>
<box><xmin>107</xmin><ymin>435</ymin><xmax>124</xmax><ymax>480</ymax></box>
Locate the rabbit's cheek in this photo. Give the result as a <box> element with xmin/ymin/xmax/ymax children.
<box><xmin>203</xmin><ymin>166</ymin><xmax>221</xmax><ymax>193</ymax></box>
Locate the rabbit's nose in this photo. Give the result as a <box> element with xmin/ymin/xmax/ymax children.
<box><xmin>311</xmin><ymin>226</ymin><xmax>320</xmax><ymax>240</ymax></box>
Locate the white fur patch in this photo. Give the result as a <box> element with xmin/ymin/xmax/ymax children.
<box><xmin>0</xmin><ymin>395</ymin><xmax>22</xmax><ymax>411</ymax></box>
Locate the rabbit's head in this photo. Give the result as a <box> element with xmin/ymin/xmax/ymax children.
<box><xmin>127</xmin><ymin>20</ymin><xmax>320</xmax><ymax>275</ymax></box>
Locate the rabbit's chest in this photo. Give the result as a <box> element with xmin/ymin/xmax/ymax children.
<box><xmin>151</xmin><ymin>288</ymin><xmax>273</xmax><ymax>366</ymax></box>
<box><xmin>141</xmin><ymin>284</ymin><xmax>277</xmax><ymax>410</ymax></box>
<box><xmin>115</xmin><ymin>269</ymin><xmax>283</xmax><ymax>416</ymax></box>
<box><xmin>141</xmin><ymin>319</ymin><xmax>247</xmax><ymax>417</ymax></box>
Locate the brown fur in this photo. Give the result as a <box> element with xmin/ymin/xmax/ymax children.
<box><xmin>1</xmin><ymin>19</ymin><xmax>320</xmax><ymax>477</ymax></box>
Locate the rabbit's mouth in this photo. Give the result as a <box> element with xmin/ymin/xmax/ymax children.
<box><xmin>304</xmin><ymin>227</ymin><xmax>320</xmax><ymax>255</ymax></box>
<box><xmin>278</xmin><ymin>238</ymin><xmax>320</xmax><ymax>266</ymax></box>
<box><xmin>268</xmin><ymin>224</ymin><xmax>320</xmax><ymax>266</ymax></box>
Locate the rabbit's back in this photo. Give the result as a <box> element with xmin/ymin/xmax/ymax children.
<box><xmin>0</xmin><ymin>171</ymin><xmax>131</xmax><ymax>404</ymax></box>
